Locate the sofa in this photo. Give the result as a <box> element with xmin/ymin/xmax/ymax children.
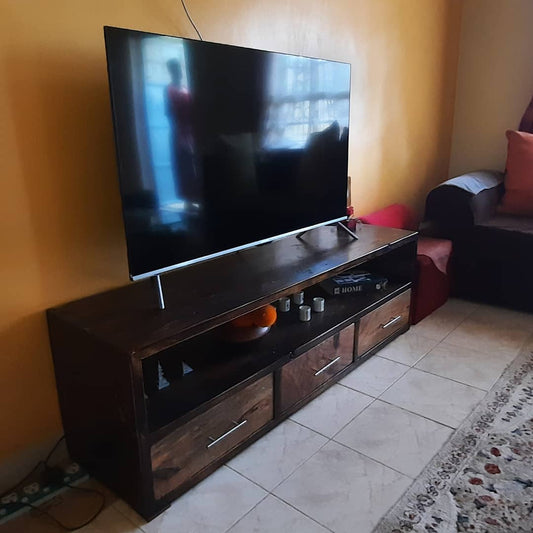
<box><xmin>424</xmin><ymin>168</ymin><xmax>533</xmax><ymax>313</ymax></box>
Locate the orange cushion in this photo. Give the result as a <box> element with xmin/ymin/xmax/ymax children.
<box><xmin>499</xmin><ymin>130</ymin><xmax>533</xmax><ymax>215</ymax></box>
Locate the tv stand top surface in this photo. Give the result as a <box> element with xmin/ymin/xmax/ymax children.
<box><xmin>48</xmin><ymin>224</ymin><xmax>416</xmax><ymax>358</ymax></box>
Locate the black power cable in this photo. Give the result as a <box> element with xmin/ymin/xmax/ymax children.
<box><xmin>23</xmin><ymin>485</ymin><xmax>105</xmax><ymax>532</ymax></box>
<box><xmin>1</xmin><ymin>435</ymin><xmax>105</xmax><ymax>531</ymax></box>
<box><xmin>180</xmin><ymin>0</ymin><xmax>203</xmax><ymax>40</ymax></box>
<box><xmin>1</xmin><ymin>435</ymin><xmax>66</xmax><ymax>500</ymax></box>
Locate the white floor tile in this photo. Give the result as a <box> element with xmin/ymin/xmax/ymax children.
<box><xmin>141</xmin><ymin>466</ymin><xmax>266</xmax><ymax>533</ymax></box>
<box><xmin>339</xmin><ymin>356</ymin><xmax>408</xmax><ymax>397</ymax></box>
<box><xmin>376</xmin><ymin>329</ymin><xmax>439</xmax><ymax>366</ymax></box>
<box><xmin>438</xmin><ymin>298</ymin><xmax>478</xmax><ymax>317</ymax></box>
<box><xmin>415</xmin><ymin>341</ymin><xmax>514</xmax><ymax>390</ymax></box>
<box><xmin>273</xmin><ymin>441</ymin><xmax>411</xmax><ymax>533</ymax></box>
<box><xmin>473</xmin><ymin>303</ymin><xmax>533</xmax><ymax>330</ymax></box>
<box><xmin>410</xmin><ymin>298</ymin><xmax>473</xmax><ymax>341</ymax></box>
<box><xmin>227</xmin><ymin>420</ymin><xmax>327</xmax><ymax>491</ymax></box>
<box><xmin>444</xmin><ymin>315</ymin><xmax>529</xmax><ymax>357</ymax></box>
<box><xmin>290</xmin><ymin>384</ymin><xmax>373</xmax><ymax>437</ymax></box>
<box><xmin>380</xmin><ymin>368</ymin><xmax>486</xmax><ymax>428</ymax></box>
<box><xmin>335</xmin><ymin>400</ymin><xmax>453</xmax><ymax>478</ymax></box>
<box><xmin>227</xmin><ymin>495</ymin><xmax>329</xmax><ymax>533</ymax></box>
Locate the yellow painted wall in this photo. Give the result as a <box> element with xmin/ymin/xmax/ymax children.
<box><xmin>0</xmin><ymin>0</ymin><xmax>461</xmax><ymax>470</ymax></box>
<box><xmin>449</xmin><ymin>0</ymin><xmax>533</xmax><ymax>177</ymax></box>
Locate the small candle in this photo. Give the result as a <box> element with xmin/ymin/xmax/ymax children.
<box><xmin>299</xmin><ymin>305</ymin><xmax>311</xmax><ymax>322</ymax></box>
<box><xmin>292</xmin><ymin>291</ymin><xmax>304</xmax><ymax>305</ymax></box>
<box><xmin>312</xmin><ymin>297</ymin><xmax>325</xmax><ymax>313</ymax></box>
<box><xmin>278</xmin><ymin>297</ymin><xmax>290</xmax><ymax>312</ymax></box>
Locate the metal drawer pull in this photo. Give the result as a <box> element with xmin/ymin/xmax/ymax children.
<box><xmin>314</xmin><ymin>356</ymin><xmax>341</xmax><ymax>376</ymax></box>
<box><xmin>206</xmin><ymin>419</ymin><xmax>248</xmax><ymax>449</ymax></box>
<box><xmin>380</xmin><ymin>315</ymin><xmax>402</xmax><ymax>329</ymax></box>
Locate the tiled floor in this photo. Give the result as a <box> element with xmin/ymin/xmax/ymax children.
<box><xmin>3</xmin><ymin>299</ymin><xmax>532</xmax><ymax>533</ymax></box>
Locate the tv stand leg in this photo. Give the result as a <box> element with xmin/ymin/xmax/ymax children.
<box><xmin>153</xmin><ymin>275</ymin><xmax>166</xmax><ymax>310</ymax></box>
<box><xmin>337</xmin><ymin>221</ymin><xmax>358</xmax><ymax>240</ymax></box>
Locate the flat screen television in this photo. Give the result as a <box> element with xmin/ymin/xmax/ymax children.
<box><xmin>104</xmin><ymin>27</ymin><xmax>351</xmax><ymax>280</ymax></box>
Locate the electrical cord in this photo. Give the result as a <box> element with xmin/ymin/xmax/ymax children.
<box><xmin>1</xmin><ymin>434</ymin><xmax>106</xmax><ymax>531</ymax></box>
<box><xmin>44</xmin><ymin>435</ymin><xmax>66</xmax><ymax>467</ymax></box>
<box><xmin>1</xmin><ymin>435</ymin><xmax>66</xmax><ymax>499</ymax></box>
<box><xmin>23</xmin><ymin>485</ymin><xmax>105</xmax><ymax>532</ymax></box>
<box><xmin>180</xmin><ymin>0</ymin><xmax>203</xmax><ymax>40</ymax></box>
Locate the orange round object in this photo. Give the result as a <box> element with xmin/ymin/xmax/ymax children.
<box><xmin>230</xmin><ymin>305</ymin><xmax>277</xmax><ymax>328</ymax></box>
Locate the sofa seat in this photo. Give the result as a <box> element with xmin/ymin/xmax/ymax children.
<box><xmin>425</xmin><ymin>170</ymin><xmax>533</xmax><ymax>312</ymax></box>
<box><xmin>478</xmin><ymin>214</ymin><xmax>533</xmax><ymax>235</ymax></box>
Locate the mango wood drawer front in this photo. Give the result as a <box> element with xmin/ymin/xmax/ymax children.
<box><xmin>357</xmin><ymin>290</ymin><xmax>411</xmax><ymax>356</ymax></box>
<box><xmin>279</xmin><ymin>324</ymin><xmax>355</xmax><ymax>413</ymax></box>
<box><xmin>151</xmin><ymin>374</ymin><xmax>273</xmax><ymax>500</ymax></box>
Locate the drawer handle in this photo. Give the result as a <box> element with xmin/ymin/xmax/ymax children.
<box><xmin>314</xmin><ymin>356</ymin><xmax>341</xmax><ymax>376</ymax></box>
<box><xmin>206</xmin><ymin>419</ymin><xmax>248</xmax><ymax>449</ymax></box>
<box><xmin>380</xmin><ymin>315</ymin><xmax>402</xmax><ymax>329</ymax></box>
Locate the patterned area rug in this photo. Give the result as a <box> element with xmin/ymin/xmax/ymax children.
<box><xmin>375</xmin><ymin>337</ymin><xmax>533</xmax><ymax>532</ymax></box>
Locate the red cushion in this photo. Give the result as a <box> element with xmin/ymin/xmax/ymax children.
<box><xmin>359</xmin><ymin>204</ymin><xmax>417</xmax><ymax>231</ymax></box>
<box><xmin>499</xmin><ymin>130</ymin><xmax>533</xmax><ymax>216</ymax></box>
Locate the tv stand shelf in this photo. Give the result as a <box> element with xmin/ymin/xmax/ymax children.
<box><xmin>47</xmin><ymin>224</ymin><xmax>417</xmax><ymax>520</ymax></box>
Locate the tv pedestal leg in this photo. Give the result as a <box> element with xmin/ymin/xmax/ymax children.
<box><xmin>336</xmin><ymin>221</ymin><xmax>358</xmax><ymax>240</ymax></box>
<box><xmin>296</xmin><ymin>222</ymin><xmax>358</xmax><ymax>241</ymax></box>
<box><xmin>152</xmin><ymin>275</ymin><xmax>165</xmax><ymax>310</ymax></box>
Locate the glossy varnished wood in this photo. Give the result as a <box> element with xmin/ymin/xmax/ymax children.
<box><xmin>279</xmin><ymin>324</ymin><xmax>354</xmax><ymax>412</ymax></box>
<box><xmin>145</xmin><ymin>282</ymin><xmax>409</xmax><ymax>436</ymax></box>
<box><xmin>48</xmin><ymin>225</ymin><xmax>416</xmax><ymax>358</ymax></box>
<box><xmin>357</xmin><ymin>289</ymin><xmax>411</xmax><ymax>356</ymax></box>
<box><xmin>151</xmin><ymin>374</ymin><xmax>273</xmax><ymax>500</ymax></box>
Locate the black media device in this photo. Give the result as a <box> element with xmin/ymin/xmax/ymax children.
<box><xmin>104</xmin><ymin>27</ymin><xmax>351</xmax><ymax>280</ymax></box>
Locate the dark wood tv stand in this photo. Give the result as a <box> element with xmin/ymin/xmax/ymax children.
<box><xmin>47</xmin><ymin>224</ymin><xmax>417</xmax><ymax>520</ymax></box>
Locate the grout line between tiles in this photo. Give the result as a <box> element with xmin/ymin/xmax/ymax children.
<box><xmin>222</xmin><ymin>491</ymin><xmax>270</xmax><ymax>533</ymax></box>
<box><xmin>224</xmin><ymin>463</ymin><xmax>276</xmax><ymax>493</ymax></box>
<box><xmin>329</xmin><ymin>397</ymin><xmax>378</xmax><ymax>439</ymax></box>
<box><xmin>375</xmin><ymin>397</ymin><xmax>459</xmax><ymax>430</ymax></box>
<box><xmin>402</xmin><ymin>365</ymin><xmax>490</xmax><ymax>393</ymax></box>
<box><xmin>375</xmin><ymin>334</ymin><xmax>441</xmax><ymax>368</ymax></box>
<box><xmin>258</xmin><ymin>494</ymin><xmax>336</xmax><ymax>533</ymax></box>
<box><xmin>323</xmin><ymin>439</ymin><xmax>416</xmax><ymax>480</ymax></box>
<box><xmin>335</xmin><ymin>381</ymin><xmax>377</xmax><ymax>398</ymax></box>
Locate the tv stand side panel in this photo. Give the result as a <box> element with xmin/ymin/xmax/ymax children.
<box><xmin>46</xmin><ymin>312</ymin><xmax>152</xmax><ymax>514</ymax></box>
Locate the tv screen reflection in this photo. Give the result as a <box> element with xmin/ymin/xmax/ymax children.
<box><xmin>105</xmin><ymin>27</ymin><xmax>351</xmax><ymax>278</ymax></box>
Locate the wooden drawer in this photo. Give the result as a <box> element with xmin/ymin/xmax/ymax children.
<box><xmin>151</xmin><ymin>374</ymin><xmax>273</xmax><ymax>499</ymax></box>
<box><xmin>357</xmin><ymin>290</ymin><xmax>411</xmax><ymax>356</ymax></box>
<box><xmin>279</xmin><ymin>324</ymin><xmax>355</xmax><ymax>412</ymax></box>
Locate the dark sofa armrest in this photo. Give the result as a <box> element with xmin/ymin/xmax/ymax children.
<box><xmin>424</xmin><ymin>170</ymin><xmax>504</xmax><ymax>233</ymax></box>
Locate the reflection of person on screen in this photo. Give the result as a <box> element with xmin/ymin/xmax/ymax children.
<box><xmin>166</xmin><ymin>59</ymin><xmax>198</xmax><ymax>208</ymax></box>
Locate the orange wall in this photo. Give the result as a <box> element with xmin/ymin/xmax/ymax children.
<box><xmin>449</xmin><ymin>0</ymin><xmax>533</xmax><ymax>177</ymax></box>
<box><xmin>0</xmin><ymin>0</ymin><xmax>461</xmax><ymax>468</ymax></box>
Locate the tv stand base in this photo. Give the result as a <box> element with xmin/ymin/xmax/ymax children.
<box><xmin>297</xmin><ymin>221</ymin><xmax>358</xmax><ymax>240</ymax></box>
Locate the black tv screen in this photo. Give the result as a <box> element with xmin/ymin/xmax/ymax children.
<box><xmin>104</xmin><ymin>27</ymin><xmax>351</xmax><ymax>280</ymax></box>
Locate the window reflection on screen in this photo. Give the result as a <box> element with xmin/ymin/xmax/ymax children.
<box><xmin>263</xmin><ymin>55</ymin><xmax>350</xmax><ymax>149</ymax></box>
